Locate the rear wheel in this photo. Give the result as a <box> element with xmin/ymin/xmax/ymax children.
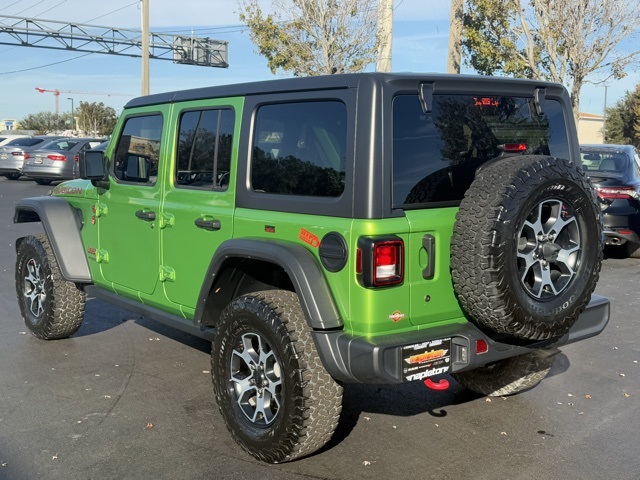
<box><xmin>4</xmin><ymin>172</ymin><xmax>21</xmax><ymax>180</ymax></box>
<box><xmin>211</xmin><ymin>290</ymin><xmax>343</xmax><ymax>463</ymax></box>
<box><xmin>34</xmin><ymin>179</ymin><xmax>52</xmax><ymax>185</ymax></box>
<box><xmin>452</xmin><ymin>349</ymin><xmax>559</xmax><ymax>396</ymax></box>
<box><xmin>15</xmin><ymin>234</ymin><xmax>85</xmax><ymax>340</ymax></box>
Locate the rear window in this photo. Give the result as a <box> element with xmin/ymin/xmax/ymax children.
<box><xmin>393</xmin><ymin>94</ymin><xmax>570</xmax><ymax>207</ymax></box>
<box><xmin>41</xmin><ymin>140</ymin><xmax>79</xmax><ymax>151</ymax></box>
<box><xmin>580</xmin><ymin>151</ymin><xmax>629</xmax><ymax>174</ymax></box>
<box><xmin>5</xmin><ymin>138</ymin><xmax>44</xmax><ymax>147</ymax></box>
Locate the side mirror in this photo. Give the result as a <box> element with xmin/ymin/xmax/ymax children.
<box><xmin>80</xmin><ymin>150</ymin><xmax>107</xmax><ymax>181</ymax></box>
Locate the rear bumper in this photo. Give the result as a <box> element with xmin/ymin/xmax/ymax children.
<box><xmin>602</xmin><ymin>227</ymin><xmax>640</xmax><ymax>245</ymax></box>
<box><xmin>313</xmin><ymin>294</ymin><xmax>610</xmax><ymax>384</ymax></box>
<box><xmin>22</xmin><ymin>167</ymin><xmax>68</xmax><ymax>179</ymax></box>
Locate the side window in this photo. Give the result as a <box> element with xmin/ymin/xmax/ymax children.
<box><xmin>175</xmin><ymin>108</ymin><xmax>234</xmax><ymax>190</ymax></box>
<box><xmin>114</xmin><ymin>114</ymin><xmax>163</xmax><ymax>184</ymax></box>
<box><xmin>250</xmin><ymin>101</ymin><xmax>346</xmax><ymax>197</ymax></box>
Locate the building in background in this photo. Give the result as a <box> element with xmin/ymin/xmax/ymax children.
<box><xmin>2</xmin><ymin>119</ymin><xmax>18</xmax><ymax>131</ymax></box>
<box><xmin>577</xmin><ymin>112</ymin><xmax>605</xmax><ymax>144</ymax></box>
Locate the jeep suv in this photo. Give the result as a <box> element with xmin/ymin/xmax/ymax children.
<box><xmin>14</xmin><ymin>73</ymin><xmax>609</xmax><ymax>463</ymax></box>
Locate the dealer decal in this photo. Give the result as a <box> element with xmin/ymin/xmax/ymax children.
<box><xmin>388</xmin><ymin>310</ymin><xmax>405</xmax><ymax>323</ymax></box>
<box><xmin>402</xmin><ymin>337</ymin><xmax>452</xmax><ymax>382</ymax></box>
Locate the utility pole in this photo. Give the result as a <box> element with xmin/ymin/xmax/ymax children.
<box><xmin>447</xmin><ymin>0</ymin><xmax>463</xmax><ymax>74</ymax></box>
<box><xmin>141</xmin><ymin>0</ymin><xmax>150</xmax><ymax>96</ymax></box>
<box><xmin>376</xmin><ymin>0</ymin><xmax>393</xmax><ymax>72</ymax></box>
<box><xmin>67</xmin><ymin>97</ymin><xmax>74</xmax><ymax>130</ymax></box>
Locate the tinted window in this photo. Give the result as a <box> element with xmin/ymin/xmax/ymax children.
<box><xmin>581</xmin><ymin>150</ymin><xmax>630</xmax><ymax>174</ymax></box>
<box><xmin>6</xmin><ymin>138</ymin><xmax>45</xmax><ymax>147</ymax></box>
<box><xmin>393</xmin><ymin>95</ymin><xmax>570</xmax><ymax>206</ymax></box>
<box><xmin>176</xmin><ymin>108</ymin><xmax>234</xmax><ymax>189</ymax></box>
<box><xmin>251</xmin><ymin>101</ymin><xmax>346</xmax><ymax>197</ymax></box>
<box><xmin>113</xmin><ymin>115</ymin><xmax>162</xmax><ymax>184</ymax></box>
<box><xmin>41</xmin><ymin>139</ymin><xmax>79</xmax><ymax>151</ymax></box>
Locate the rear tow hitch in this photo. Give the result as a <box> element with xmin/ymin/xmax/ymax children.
<box><xmin>424</xmin><ymin>377</ymin><xmax>450</xmax><ymax>391</ymax></box>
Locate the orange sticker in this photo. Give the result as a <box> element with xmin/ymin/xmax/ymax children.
<box><xmin>299</xmin><ymin>228</ymin><xmax>320</xmax><ymax>248</ymax></box>
<box><xmin>407</xmin><ymin>349</ymin><xmax>448</xmax><ymax>365</ymax></box>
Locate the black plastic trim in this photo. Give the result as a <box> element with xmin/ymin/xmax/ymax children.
<box><xmin>194</xmin><ymin>238</ymin><xmax>343</xmax><ymax>330</ymax></box>
<box><xmin>14</xmin><ymin>196</ymin><xmax>91</xmax><ymax>283</ymax></box>
<box><xmin>313</xmin><ymin>294</ymin><xmax>610</xmax><ymax>384</ymax></box>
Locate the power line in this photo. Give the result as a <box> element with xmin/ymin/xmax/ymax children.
<box><xmin>34</xmin><ymin>0</ymin><xmax>68</xmax><ymax>18</ymax></box>
<box><xmin>0</xmin><ymin>51</ymin><xmax>93</xmax><ymax>75</ymax></box>
<box><xmin>84</xmin><ymin>1</ymin><xmax>139</xmax><ymax>24</ymax></box>
<box><xmin>12</xmin><ymin>0</ymin><xmax>46</xmax><ymax>16</ymax></box>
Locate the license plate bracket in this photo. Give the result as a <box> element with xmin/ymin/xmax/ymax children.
<box><xmin>402</xmin><ymin>337</ymin><xmax>451</xmax><ymax>382</ymax></box>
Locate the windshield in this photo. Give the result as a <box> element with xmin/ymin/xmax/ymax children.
<box><xmin>393</xmin><ymin>94</ymin><xmax>570</xmax><ymax>207</ymax></box>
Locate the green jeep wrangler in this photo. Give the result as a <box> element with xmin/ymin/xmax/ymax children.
<box><xmin>14</xmin><ymin>73</ymin><xmax>609</xmax><ymax>463</ymax></box>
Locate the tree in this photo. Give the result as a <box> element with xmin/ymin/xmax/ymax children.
<box><xmin>18</xmin><ymin>111</ymin><xmax>69</xmax><ymax>134</ymax></box>
<box><xmin>462</xmin><ymin>0</ymin><xmax>640</xmax><ymax>121</ymax></box>
<box><xmin>76</xmin><ymin>101</ymin><xmax>117</xmax><ymax>137</ymax></box>
<box><xmin>238</xmin><ymin>0</ymin><xmax>379</xmax><ymax>76</ymax></box>
<box><xmin>605</xmin><ymin>83</ymin><xmax>640</xmax><ymax>147</ymax></box>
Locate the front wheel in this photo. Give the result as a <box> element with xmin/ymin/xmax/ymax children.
<box><xmin>211</xmin><ymin>290</ymin><xmax>343</xmax><ymax>463</ymax></box>
<box><xmin>15</xmin><ymin>234</ymin><xmax>86</xmax><ymax>339</ymax></box>
<box><xmin>452</xmin><ymin>349</ymin><xmax>559</xmax><ymax>397</ymax></box>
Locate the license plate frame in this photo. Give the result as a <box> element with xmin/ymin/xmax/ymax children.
<box><xmin>402</xmin><ymin>337</ymin><xmax>451</xmax><ymax>382</ymax></box>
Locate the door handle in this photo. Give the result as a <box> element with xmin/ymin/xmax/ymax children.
<box><xmin>195</xmin><ymin>218</ymin><xmax>221</xmax><ymax>231</ymax></box>
<box><xmin>135</xmin><ymin>210</ymin><xmax>156</xmax><ymax>221</ymax></box>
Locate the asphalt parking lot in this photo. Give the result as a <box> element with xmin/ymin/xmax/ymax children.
<box><xmin>1</xmin><ymin>176</ymin><xmax>639</xmax><ymax>480</ymax></box>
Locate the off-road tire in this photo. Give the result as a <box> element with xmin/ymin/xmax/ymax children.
<box><xmin>4</xmin><ymin>172</ymin><xmax>21</xmax><ymax>180</ymax></box>
<box><xmin>34</xmin><ymin>179</ymin><xmax>52</xmax><ymax>185</ymax></box>
<box><xmin>451</xmin><ymin>155</ymin><xmax>602</xmax><ymax>341</ymax></box>
<box><xmin>211</xmin><ymin>290</ymin><xmax>343</xmax><ymax>463</ymax></box>
<box><xmin>15</xmin><ymin>234</ymin><xmax>86</xmax><ymax>340</ymax></box>
<box><xmin>452</xmin><ymin>349</ymin><xmax>559</xmax><ymax>396</ymax></box>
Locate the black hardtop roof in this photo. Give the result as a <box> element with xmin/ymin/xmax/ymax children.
<box><xmin>124</xmin><ymin>72</ymin><xmax>564</xmax><ymax>109</ymax></box>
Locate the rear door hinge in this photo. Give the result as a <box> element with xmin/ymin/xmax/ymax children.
<box><xmin>159</xmin><ymin>265</ymin><xmax>176</xmax><ymax>282</ymax></box>
<box><xmin>159</xmin><ymin>213</ymin><xmax>175</xmax><ymax>229</ymax></box>
<box><xmin>95</xmin><ymin>249</ymin><xmax>109</xmax><ymax>263</ymax></box>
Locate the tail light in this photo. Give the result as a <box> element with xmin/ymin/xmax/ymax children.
<box><xmin>74</xmin><ymin>155</ymin><xmax>79</xmax><ymax>162</ymax></box>
<box><xmin>357</xmin><ymin>236</ymin><xmax>404</xmax><ymax>287</ymax></box>
<box><xmin>596</xmin><ymin>186</ymin><xmax>638</xmax><ymax>200</ymax></box>
<box><xmin>47</xmin><ymin>154</ymin><xmax>67</xmax><ymax>161</ymax></box>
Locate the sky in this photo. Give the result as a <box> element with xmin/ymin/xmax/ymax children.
<box><xmin>0</xmin><ymin>0</ymin><xmax>638</xmax><ymax>123</ymax></box>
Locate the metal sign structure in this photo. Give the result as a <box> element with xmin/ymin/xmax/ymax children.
<box><xmin>0</xmin><ymin>15</ymin><xmax>228</xmax><ymax>68</ymax></box>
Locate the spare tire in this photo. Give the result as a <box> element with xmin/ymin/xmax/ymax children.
<box><xmin>451</xmin><ymin>155</ymin><xmax>602</xmax><ymax>341</ymax></box>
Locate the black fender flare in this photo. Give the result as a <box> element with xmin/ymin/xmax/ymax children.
<box><xmin>194</xmin><ymin>238</ymin><xmax>343</xmax><ymax>331</ymax></box>
<box><xmin>14</xmin><ymin>196</ymin><xmax>91</xmax><ymax>283</ymax></box>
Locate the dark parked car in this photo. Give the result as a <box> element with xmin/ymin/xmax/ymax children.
<box><xmin>22</xmin><ymin>137</ymin><xmax>105</xmax><ymax>185</ymax></box>
<box><xmin>0</xmin><ymin>136</ymin><xmax>64</xmax><ymax>180</ymax></box>
<box><xmin>580</xmin><ymin>144</ymin><xmax>640</xmax><ymax>258</ymax></box>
